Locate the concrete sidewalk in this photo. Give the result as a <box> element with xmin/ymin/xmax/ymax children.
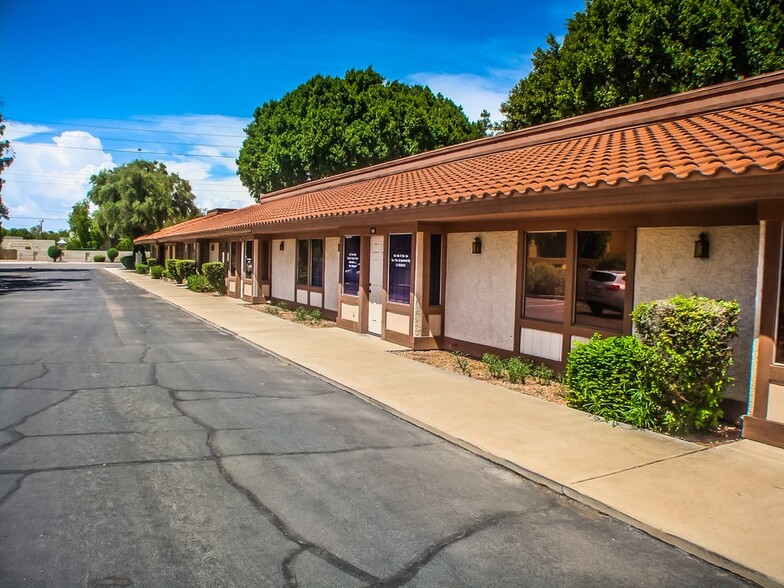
<box><xmin>109</xmin><ymin>268</ymin><xmax>784</xmax><ymax>587</ymax></box>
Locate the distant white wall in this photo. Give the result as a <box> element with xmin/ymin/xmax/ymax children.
<box><xmin>635</xmin><ymin>226</ymin><xmax>760</xmax><ymax>402</ymax></box>
<box><xmin>444</xmin><ymin>231</ymin><xmax>517</xmax><ymax>351</ymax></box>
<box><xmin>324</xmin><ymin>237</ymin><xmax>340</xmax><ymax>312</ymax></box>
<box><xmin>271</xmin><ymin>239</ymin><xmax>295</xmax><ymax>301</ymax></box>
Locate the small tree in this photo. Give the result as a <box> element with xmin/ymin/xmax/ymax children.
<box><xmin>47</xmin><ymin>245</ymin><xmax>62</xmax><ymax>262</ymax></box>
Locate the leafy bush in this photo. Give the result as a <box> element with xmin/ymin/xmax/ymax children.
<box><xmin>293</xmin><ymin>307</ymin><xmax>323</xmax><ymax>323</ymax></box>
<box><xmin>135</xmin><ymin>263</ymin><xmax>149</xmax><ymax>274</ymax></box>
<box><xmin>106</xmin><ymin>247</ymin><xmax>119</xmax><ymax>262</ymax></box>
<box><xmin>93</xmin><ymin>254</ymin><xmax>106</xmax><ymax>263</ymax></box>
<box><xmin>186</xmin><ymin>274</ymin><xmax>214</xmax><ymax>293</ymax></box>
<box><xmin>201</xmin><ymin>262</ymin><xmax>226</xmax><ymax>294</ymax></box>
<box><xmin>146</xmin><ymin>257</ymin><xmax>159</xmax><ymax>267</ymax></box>
<box><xmin>506</xmin><ymin>357</ymin><xmax>532</xmax><ymax>384</ymax></box>
<box><xmin>47</xmin><ymin>245</ymin><xmax>62</xmax><ymax>261</ymax></box>
<box><xmin>120</xmin><ymin>255</ymin><xmax>135</xmax><ymax>270</ymax></box>
<box><xmin>532</xmin><ymin>363</ymin><xmax>555</xmax><ymax>385</ymax></box>
<box><xmin>565</xmin><ymin>334</ymin><xmax>664</xmax><ymax>428</ymax></box>
<box><xmin>482</xmin><ymin>353</ymin><xmax>506</xmax><ymax>379</ymax></box>
<box><xmin>150</xmin><ymin>265</ymin><xmax>164</xmax><ymax>279</ymax></box>
<box><xmin>175</xmin><ymin>260</ymin><xmax>198</xmax><ymax>283</ymax></box>
<box><xmin>161</xmin><ymin>269</ymin><xmax>173</xmax><ymax>280</ymax></box>
<box><xmin>453</xmin><ymin>351</ymin><xmax>472</xmax><ymax>376</ymax></box>
<box><xmin>117</xmin><ymin>236</ymin><xmax>133</xmax><ymax>250</ymax></box>
<box><xmin>631</xmin><ymin>295</ymin><xmax>740</xmax><ymax>433</ymax></box>
<box><xmin>165</xmin><ymin>259</ymin><xmax>178</xmax><ymax>282</ymax></box>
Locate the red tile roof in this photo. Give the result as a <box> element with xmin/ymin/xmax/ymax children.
<box><xmin>137</xmin><ymin>73</ymin><xmax>784</xmax><ymax>243</ymax></box>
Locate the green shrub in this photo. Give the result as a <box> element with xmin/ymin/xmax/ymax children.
<box><xmin>120</xmin><ymin>255</ymin><xmax>135</xmax><ymax>270</ymax></box>
<box><xmin>106</xmin><ymin>247</ymin><xmax>119</xmax><ymax>262</ymax></box>
<box><xmin>175</xmin><ymin>259</ymin><xmax>198</xmax><ymax>283</ymax></box>
<box><xmin>293</xmin><ymin>307</ymin><xmax>323</xmax><ymax>323</ymax></box>
<box><xmin>565</xmin><ymin>334</ymin><xmax>664</xmax><ymax>428</ymax></box>
<box><xmin>506</xmin><ymin>357</ymin><xmax>532</xmax><ymax>384</ymax></box>
<box><xmin>165</xmin><ymin>259</ymin><xmax>178</xmax><ymax>282</ymax></box>
<box><xmin>201</xmin><ymin>262</ymin><xmax>226</xmax><ymax>294</ymax></box>
<box><xmin>161</xmin><ymin>269</ymin><xmax>173</xmax><ymax>280</ymax></box>
<box><xmin>47</xmin><ymin>245</ymin><xmax>62</xmax><ymax>261</ymax></box>
<box><xmin>532</xmin><ymin>363</ymin><xmax>555</xmax><ymax>385</ymax></box>
<box><xmin>93</xmin><ymin>254</ymin><xmax>106</xmax><ymax>263</ymax></box>
<box><xmin>135</xmin><ymin>263</ymin><xmax>149</xmax><ymax>274</ymax></box>
<box><xmin>150</xmin><ymin>265</ymin><xmax>164</xmax><ymax>279</ymax></box>
<box><xmin>146</xmin><ymin>257</ymin><xmax>159</xmax><ymax>267</ymax></box>
<box><xmin>186</xmin><ymin>274</ymin><xmax>214</xmax><ymax>293</ymax></box>
<box><xmin>453</xmin><ymin>351</ymin><xmax>472</xmax><ymax>376</ymax></box>
<box><xmin>631</xmin><ymin>295</ymin><xmax>740</xmax><ymax>433</ymax></box>
<box><xmin>482</xmin><ymin>353</ymin><xmax>506</xmax><ymax>379</ymax></box>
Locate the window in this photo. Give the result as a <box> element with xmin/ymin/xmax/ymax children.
<box><xmin>297</xmin><ymin>239</ymin><xmax>324</xmax><ymax>288</ymax></box>
<box><xmin>388</xmin><ymin>234</ymin><xmax>412</xmax><ymax>304</ymax></box>
<box><xmin>311</xmin><ymin>239</ymin><xmax>324</xmax><ymax>288</ymax></box>
<box><xmin>229</xmin><ymin>242</ymin><xmax>237</xmax><ymax>277</ymax></box>
<box><xmin>429</xmin><ymin>234</ymin><xmax>442</xmax><ymax>306</ymax></box>
<box><xmin>524</xmin><ymin>231</ymin><xmax>567</xmax><ymax>322</ymax></box>
<box><xmin>260</xmin><ymin>240</ymin><xmax>270</xmax><ymax>282</ymax></box>
<box><xmin>244</xmin><ymin>240</ymin><xmax>253</xmax><ymax>279</ymax></box>
<box><xmin>574</xmin><ymin>230</ymin><xmax>627</xmax><ymax>331</ymax></box>
<box><xmin>343</xmin><ymin>235</ymin><xmax>360</xmax><ymax>296</ymax></box>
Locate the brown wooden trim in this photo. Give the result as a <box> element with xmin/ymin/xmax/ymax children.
<box><xmin>513</xmin><ymin>230</ymin><xmax>525</xmax><ymax>354</ymax></box>
<box><xmin>412</xmin><ymin>336</ymin><xmax>439</xmax><ymax>350</ymax></box>
<box><xmin>384</xmin><ymin>329</ymin><xmax>414</xmax><ymax>348</ymax></box>
<box><xmin>742</xmin><ymin>415</ymin><xmax>784</xmax><ymax>449</ymax></box>
<box><xmin>336</xmin><ymin>317</ymin><xmax>361</xmax><ymax>333</ymax></box>
<box><xmin>753</xmin><ymin>221</ymin><xmax>783</xmax><ymax>420</ymax></box>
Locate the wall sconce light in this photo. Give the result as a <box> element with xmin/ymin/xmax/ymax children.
<box><xmin>279</xmin><ymin>241</ymin><xmax>285</xmax><ymax>251</ymax></box>
<box><xmin>694</xmin><ymin>232</ymin><xmax>710</xmax><ymax>259</ymax></box>
<box><xmin>472</xmin><ymin>236</ymin><xmax>482</xmax><ymax>255</ymax></box>
<box><xmin>370</xmin><ymin>227</ymin><xmax>377</xmax><ymax>234</ymax></box>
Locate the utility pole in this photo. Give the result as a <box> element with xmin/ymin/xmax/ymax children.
<box><xmin>39</xmin><ymin>220</ymin><xmax>44</xmax><ymax>238</ymax></box>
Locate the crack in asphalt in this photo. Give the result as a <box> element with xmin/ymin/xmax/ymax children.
<box><xmin>0</xmin><ymin>472</ymin><xmax>31</xmax><ymax>509</ymax></box>
<box><xmin>213</xmin><ymin>441</ymin><xmax>445</xmax><ymax>460</ymax></box>
<box><xmin>0</xmin><ymin>389</ymin><xmax>80</xmax><ymax>454</ymax></box>
<box><xmin>150</xmin><ymin>362</ymin><xmax>383</xmax><ymax>586</ymax></box>
<box><xmin>10</xmin><ymin>364</ymin><xmax>50</xmax><ymax>389</ymax></box>
<box><xmin>0</xmin><ymin>455</ymin><xmax>217</xmax><ymax>476</ymax></box>
<box><xmin>372</xmin><ymin>511</ymin><xmax>517</xmax><ymax>587</ymax></box>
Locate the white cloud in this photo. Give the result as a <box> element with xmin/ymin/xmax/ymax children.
<box><xmin>3</xmin><ymin>125</ymin><xmax>114</xmax><ymax>230</ymax></box>
<box><xmin>2</xmin><ymin>115</ymin><xmax>253</xmax><ymax>230</ymax></box>
<box><xmin>406</xmin><ymin>72</ymin><xmax>510</xmax><ymax>123</ymax></box>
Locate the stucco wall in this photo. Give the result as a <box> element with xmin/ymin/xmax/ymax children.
<box><xmin>324</xmin><ymin>237</ymin><xmax>339</xmax><ymax>312</ymax></box>
<box><xmin>444</xmin><ymin>231</ymin><xmax>517</xmax><ymax>351</ymax></box>
<box><xmin>635</xmin><ymin>226</ymin><xmax>760</xmax><ymax>402</ymax></box>
<box><xmin>271</xmin><ymin>239</ymin><xmax>295</xmax><ymax>301</ymax></box>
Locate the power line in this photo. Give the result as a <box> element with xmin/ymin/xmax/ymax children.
<box><xmin>16</xmin><ymin>143</ymin><xmax>237</xmax><ymax>159</ymax></box>
<box><xmin>8</xmin><ymin>117</ymin><xmax>249</xmax><ymax>138</ymax></box>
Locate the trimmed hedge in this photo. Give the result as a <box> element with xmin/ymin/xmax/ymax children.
<box><xmin>165</xmin><ymin>259</ymin><xmax>180</xmax><ymax>283</ymax></box>
<box><xmin>175</xmin><ymin>260</ymin><xmax>198</xmax><ymax>282</ymax></box>
<box><xmin>93</xmin><ymin>254</ymin><xmax>106</xmax><ymax>263</ymax></box>
<box><xmin>186</xmin><ymin>274</ymin><xmax>213</xmax><ymax>292</ymax></box>
<box><xmin>631</xmin><ymin>295</ymin><xmax>739</xmax><ymax>432</ymax></box>
<box><xmin>150</xmin><ymin>265</ymin><xmax>164</xmax><ymax>279</ymax></box>
<box><xmin>202</xmin><ymin>261</ymin><xmax>226</xmax><ymax>295</ymax></box>
<box><xmin>146</xmin><ymin>257</ymin><xmax>159</xmax><ymax>267</ymax></box>
<box><xmin>136</xmin><ymin>263</ymin><xmax>149</xmax><ymax>274</ymax></box>
<box><xmin>107</xmin><ymin>247</ymin><xmax>119</xmax><ymax>262</ymax></box>
<box><xmin>47</xmin><ymin>246</ymin><xmax>62</xmax><ymax>261</ymax></box>
<box><xmin>120</xmin><ymin>255</ymin><xmax>135</xmax><ymax>270</ymax></box>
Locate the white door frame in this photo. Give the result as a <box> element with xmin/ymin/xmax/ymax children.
<box><xmin>368</xmin><ymin>234</ymin><xmax>384</xmax><ymax>335</ymax></box>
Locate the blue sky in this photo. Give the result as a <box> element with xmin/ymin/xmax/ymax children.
<box><xmin>1</xmin><ymin>0</ymin><xmax>584</xmax><ymax>232</ymax></box>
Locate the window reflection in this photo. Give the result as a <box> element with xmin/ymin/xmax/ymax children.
<box><xmin>574</xmin><ymin>230</ymin><xmax>627</xmax><ymax>331</ymax></box>
<box><xmin>524</xmin><ymin>232</ymin><xmax>567</xmax><ymax>322</ymax></box>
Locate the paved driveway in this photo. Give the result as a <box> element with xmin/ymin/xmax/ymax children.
<box><xmin>0</xmin><ymin>265</ymin><xmax>751</xmax><ymax>586</ymax></box>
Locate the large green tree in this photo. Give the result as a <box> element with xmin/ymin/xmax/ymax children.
<box><xmin>88</xmin><ymin>160</ymin><xmax>199</xmax><ymax>254</ymax></box>
<box><xmin>237</xmin><ymin>67</ymin><xmax>485</xmax><ymax>199</ymax></box>
<box><xmin>501</xmin><ymin>0</ymin><xmax>784</xmax><ymax>129</ymax></box>
<box><xmin>0</xmin><ymin>112</ymin><xmax>14</xmax><ymax>244</ymax></box>
<box><xmin>68</xmin><ymin>199</ymin><xmax>95</xmax><ymax>248</ymax></box>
